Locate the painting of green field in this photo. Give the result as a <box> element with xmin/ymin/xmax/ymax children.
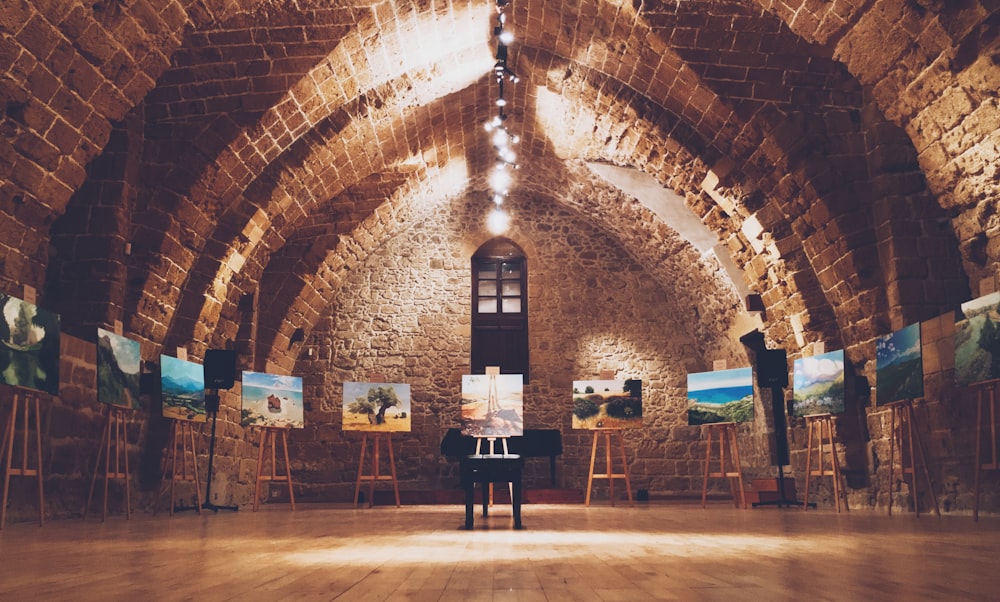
<box><xmin>791</xmin><ymin>349</ymin><xmax>845</xmax><ymax>417</ymax></box>
<box><xmin>955</xmin><ymin>291</ymin><xmax>1000</xmax><ymax>387</ymax></box>
<box><xmin>572</xmin><ymin>379</ymin><xmax>642</xmax><ymax>429</ymax></box>
<box><xmin>687</xmin><ymin>367</ymin><xmax>753</xmax><ymax>426</ymax></box>
<box><xmin>342</xmin><ymin>382</ymin><xmax>411</xmax><ymax>432</ymax></box>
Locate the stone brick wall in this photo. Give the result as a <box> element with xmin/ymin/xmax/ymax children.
<box><xmin>289</xmin><ymin>189</ymin><xmax>775</xmax><ymax>502</ymax></box>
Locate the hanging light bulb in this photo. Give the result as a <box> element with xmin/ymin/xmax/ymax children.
<box><xmin>487</xmin><ymin>206</ymin><xmax>510</xmax><ymax>234</ymax></box>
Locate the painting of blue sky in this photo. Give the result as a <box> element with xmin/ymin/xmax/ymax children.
<box><xmin>687</xmin><ymin>367</ymin><xmax>753</xmax><ymax>426</ymax></box>
<box><xmin>876</xmin><ymin>323</ymin><xmax>923</xmax><ymax>405</ymax></box>
<box><xmin>792</xmin><ymin>349</ymin><xmax>845</xmax><ymax>417</ymax></box>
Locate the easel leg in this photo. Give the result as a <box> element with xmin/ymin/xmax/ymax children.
<box><xmin>279</xmin><ymin>429</ymin><xmax>295</xmax><ymax>511</ymax></box>
<box><xmin>803</xmin><ymin>418</ymin><xmax>814</xmax><ymax>511</ymax></box>
<box><xmin>586</xmin><ymin>430</ymin><xmax>599</xmax><ymax>506</ymax></box>
<box><xmin>888</xmin><ymin>405</ymin><xmax>898</xmax><ymax>516</ymax></box>
<box><xmin>369</xmin><ymin>434</ymin><xmax>379</xmax><ymax>509</ymax></box>
<box><xmin>31</xmin><ymin>397</ymin><xmax>43</xmax><ymax>526</ymax></box>
<box><xmin>605</xmin><ymin>431</ymin><xmax>615</xmax><ymax>507</ymax></box>
<box><xmin>907</xmin><ymin>404</ymin><xmax>940</xmax><ymax>517</ymax></box>
<box><xmin>615</xmin><ymin>430</ymin><xmax>634</xmax><ymax>506</ymax></box>
<box><xmin>85</xmin><ymin>408</ymin><xmax>112</xmax><ymax>520</ymax></box>
<box><xmin>188</xmin><ymin>424</ymin><xmax>202</xmax><ymax>514</ymax></box>
<box><xmin>826</xmin><ymin>418</ymin><xmax>844</xmax><ymax>513</ymax></box>
<box><xmin>728</xmin><ymin>425</ymin><xmax>746</xmax><ymax>509</ymax></box>
<box><xmin>1</xmin><ymin>394</ymin><xmax>19</xmax><ymax>530</ymax></box>
<box><xmin>353</xmin><ymin>433</ymin><xmax>368</xmax><ymax>508</ymax></box>
<box><xmin>119</xmin><ymin>412</ymin><xmax>131</xmax><ymax>520</ymax></box>
<box><xmin>974</xmin><ymin>388</ymin><xmax>984</xmax><ymax>521</ymax></box>
<box><xmin>701</xmin><ymin>426</ymin><xmax>713</xmax><ymax>508</ymax></box>
<box><xmin>387</xmin><ymin>433</ymin><xmax>400</xmax><ymax>507</ymax></box>
<box><xmin>253</xmin><ymin>428</ymin><xmax>268</xmax><ymax>512</ymax></box>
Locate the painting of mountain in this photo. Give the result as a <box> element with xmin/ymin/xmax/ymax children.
<box><xmin>571</xmin><ymin>379</ymin><xmax>642</xmax><ymax>429</ymax></box>
<box><xmin>955</xmin><ymin>291</ymin><xmax>1000</xmax><ymax>387</ymax></box>
<box><xmin>0</xmin><ymin>293</ymin><xmax>60</xmax><ymax>395</ymax></box>
<box><xmin>160</xmin><ymin>354</ymin><xmax>206</xmax><ymax>422</ymax></box>
<box><xmin>687</xmin><ymin>367</ymin><xmax>754</xmax><ymax>426</ymax></box>
<box><xmin>791</xmin><ymin>349</ymin><xmax>846</xmax><ymax>417</ymax></box>
<box><xmin>876</xmin><ymin>323</ymin><xmax>923</xmax><ymax>406</ymax></box>
<box><xmin>241</xmin><ymin>371</ymin><xmax>304</xmax><ymax>428</ymax></box>
<box><xmin>97</xmin><ymin>328</ymin><xmax>141</xmax><ymax>409</ymax></box>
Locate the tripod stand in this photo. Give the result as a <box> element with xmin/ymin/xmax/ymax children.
<box><xmin>752</xmin><ymin>385</ymin><xmax>814</xmax><ymax>508</ymax></box>
<box><xmin>176</xmin><ymin>391</ymin><xmax>237</xmax><ymax>513</ymax></box>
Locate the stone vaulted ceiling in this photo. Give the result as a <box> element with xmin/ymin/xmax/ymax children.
<box><xmin>2</xmin><ymin>0</ymin><xmax>997</xmax><ymax>373</ymax></box>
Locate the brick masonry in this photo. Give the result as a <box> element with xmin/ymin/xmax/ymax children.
<box><xmin>0</xmin><ymin>2</ymin><xmax>999</xmax><ymax>520</ymax></box>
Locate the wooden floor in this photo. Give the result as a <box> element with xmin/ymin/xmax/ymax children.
<box><xmin>1</xmin><ymin>501</ymin><xmax>998</xmax><ymax>601</ymax></box>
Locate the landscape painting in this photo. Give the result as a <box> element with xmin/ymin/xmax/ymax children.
<box><xmin>791</xmin><ymin>349</ymin><xmax>846</xmax><ymax>417</ymax></box>
<box><xmin>572</xmin><ymin>379</ymin><xmax>642</xmax><ymax>429</ymax></box>
<box><xmin>0</xmin><ymin>293</ymin><xmax>60</xmax><ymax>395</ymax></box>
<box><xmin>876</xmin><ymin>322</ymin><xmax>923</xmax><ymax>405</ymax></box>
<box><xmin>955</xmin><ymin>291</ymin><xmax>1000</xmax><ymax>387</ymax></box>
<box><xmin>461</xmin><ymin>373</ymin><xmax>523</xmax><ymax>437</ymax></box>
<box><xmin>342</xmin><ymin>381</ymin><xmax>411</xmax><ymax>432</ymax></box>
<box><xmin>687</xmin><ymin>367</ymin><xmax>753</xmax><ymax>426</ymax></box>
<box><xmin>160</xmin><ymin>354</ymin><xmax>206</xmax><ymax>422</ymax></box>
<box><xmin>97</xmin><ymin>328</ymin><xmax>142</xmax><ymax>409</ymax></box>
<box><xmin>241</xmin><ymin>371</ymin><xmax>304</xmax><ymax>429</ymax></box>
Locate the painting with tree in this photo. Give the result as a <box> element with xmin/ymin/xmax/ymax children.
<box><xmin>242</xmin><ymin>371</ymin><xmax>304</xmax><ymax>428</ymax></box>
<box><xmin>461</xmin><ymin>373</ymin><xmax>523</xmax><ymax>437</ymax></box>
<box><xmin>0</xmin><ymin>293</ymin><xmax>60</xmax><ymax>395</ymax></box>
<box><xmin>686</xmin><ymin>367</ymin><xmax>753</xmax><ymax>426</ymax></box>
<box><xmin>875</xmin><ymin>323</ymin><xmax>923</xmax><ymax>405</ymax></box>
<box><xmin>955</xmin><ymin>291</ymin><xmax>1000</xmax><ymax>387</ymax></box>
<box><xmin>572</xmin><ymin>379</ymin><xmax>642</xmax><ymax>429</ymax></box>
<box><xmin>97</xmin><ymin>328</ymin><xmax>142</xmax><ymax>409</ymax></box>
<box><xmin>342</xmin><ymin>382</ymin><xmax>411</xmax><ymax>432</ymax></box>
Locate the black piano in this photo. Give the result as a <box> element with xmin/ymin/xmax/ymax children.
<box><xmin>440</xmin><ymin>428</ymin><xmax>563</xmax><ymax>485</ymax></box>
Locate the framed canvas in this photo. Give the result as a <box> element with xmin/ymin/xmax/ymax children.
<box><xmin>0</xmin><ymin>293</ymin><xmax>60</xmax><ymax>395</ymax></box>
<box><xmin>96</xmin><ymin>328</ymin><xmax>142</xmax><ymax>409</ymax></box>
<box><xmin>160</xmin><ymin>354</ymin><xmax>206</xmax><ymax>422</ymax></box>
<box><xmin>955</xmin><ymin>291</ymin><xmax>1000</xmax><ymax>387</ymax></box>
<box><xmin>571</xmin><ymin>379</ymin><xmax>642</xmax><ymax>429</ymax></box>
<box><xmin>461</xmin><ymin>373</ymin><xmax>523</xmax><ymax>437</ymax></box>
<box><xmin>686</xmin><ymin>367</ymin><xmax>754</xmax><ymax>426</ymax></box>
<box><xmin>241</xmin><ymin>371</ymin><xmax>304</xmax><ymax>429</ymax></box>
<box><xmin>342</xmin><ymin>381</ymin><xmax>411</xmax><ymax>432</ymax></box>
<box><xmin>875</xmin><ymin>322</ymin><xmax>923</xmax><ymax>405</ymax></box>
<box><xmin>791</xmin><ymin>349</ymin><xmax>846</xmax><ymax>417</ymax></box>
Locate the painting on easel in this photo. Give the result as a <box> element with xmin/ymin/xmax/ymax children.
<box><xmin>0</xmin><ymin>293</ymin><xmax>60</xmax><ymax>395</ymax></box>
<box><xmin>955</xmin><ymin>291</ymin><xmax>1000</xmax><ymax>387</ymax></box>
<box><xmin>160</xmin><ymin>354</ymin><xmax>206</xmax><ymax>422</ymax></box>
<box><xmin>876</xmin><ymin>322</ymin><xmax>923</xmax><ymax>405</ymax></box>
<box><xmin>572</xmin><ymin>379</ymin><xmax>642</xmax><ymax>429</ymax></box>
<box><xmin>791</xmin><ymin>349</ymin><xmax>846</xmax><ymax>417</ymax></box>
<box><xmin>241</xmin><ymin>371</ymin><xmax>304</xmax><ymax>429</ymax></box>
<box><xmin>97</xmin><ymin>328</ymin><xmax>142</xmax><ymax>409</ymax></box>
<box><xmin>342</xmin><ymin>382</ymin><xmax>411</xmax><ymax>431</ymax></box>
<box><xmin>686</xmin><ymin>367</ymin><xmax>753</xmax><ymax>426</ymax></box>
<box><xmin>461</xmin><ymin>373</ymin><xmax>523</xmax><ymax>437</ymax></box>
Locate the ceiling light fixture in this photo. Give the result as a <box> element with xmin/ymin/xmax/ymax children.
<box><xmin>485</xmin><ymin>0</ymin><xmax>519</xmax><ymax>235</ymax></box>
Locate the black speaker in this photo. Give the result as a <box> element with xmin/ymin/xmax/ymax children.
<box><xmin>204</xmin><ymin>349</ymin><xmax>237</xmax><ymax>390</ymax></box>
<box><xmin>756</xmin><ymin>349</ymin><xmax>788</xmax><ymax>388</ymax></box>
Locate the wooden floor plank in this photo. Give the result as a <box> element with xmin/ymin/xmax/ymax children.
<box><xmin>0</xmin><ymin>502</ymin><xmax>997</xmax><ymax>600</ymax></box>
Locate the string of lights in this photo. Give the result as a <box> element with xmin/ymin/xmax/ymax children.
<box><xmin>485</xmin><ymin>0</ymin><xmax>519</xmax><ymax>234</ymax></box>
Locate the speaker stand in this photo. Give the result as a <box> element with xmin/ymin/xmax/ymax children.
<box><xmin>752</xmin><ymin>385</ymin><xmax>814</xmax><ymax>509</ymax></box>
<box><xmin>176</xmin><ymin>391</ymin><xmax>237</xmax><ymax>513</ymax></box>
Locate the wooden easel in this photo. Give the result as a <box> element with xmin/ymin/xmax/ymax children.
<box><xmin>973</xmin><ymin>381</ymin><xmax>999</xmax><ymax>521</ymax></box>
<box><xmin>84</xmin><ymin>405</ymin><xmax>131</xmax><ymax>521</ymax></box>
<box><xmin>585</xmin><ymin>428</ymin><xmax>633</xmax><ymax>507</ymax></box>
<box><xmin>802</xmin><ymin>414</ymin><xmax>848</xmax><ymax>512</ymax></box>
<box><xmin>254</xmin><ymin>427</ymin><xmax>296</xmax><ymax>511</ymax></box>
<box><xmin>887</xmin><ymin>400</ymin><xmax>939</xmax><ymax>517</ymax></box>
<box><xmin>160</xmin><ymin>419</ymin><xmax>201</xmax><ymax>515</ymax></box>
<box><xmin>353</xmin><ymin>432</ymin><xmax>400</xmax><ymax>508</ymax></box>
<box><xmin>701</xmin><ymin>422</ymin><xmax>746</xmax><ymax>508</ymax></box>
<box><xmin>1</xmin><ymin>389</ymin><xmax>44</xmax><ymax>529</ymax></box>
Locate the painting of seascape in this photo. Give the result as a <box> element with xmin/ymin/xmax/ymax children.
<box><xmin>876</xmin><ymin>323</ymin><xmax>923</xmax><ymax>405</ymax></box>
<box><xmin>791</xmin><ymin>349</ymin><xmax>845</xmax><ymax>417</ymax></box>
<box><xmin>461</xmin><ymin>373</ymin><xmax>523</xmax><ymax>437</ymax></box>
<box><xmin>955</xmin><ymin>291</ymin><xmax>1000</xmax><ymax>387</ymax></box>
<box><xmin>160</xmin><ymin>354</ymin><xmax>206</xmax><ymax>422</ymax></box>
<box><xmin>242</xmin><ymin>371</ymin><xmax>304</xmax><ymax>429</ymax></box>
<box><xmin>687</xmin><ymin>367</ymin><xmax>753</xmax><ymax>426</ymax></box>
